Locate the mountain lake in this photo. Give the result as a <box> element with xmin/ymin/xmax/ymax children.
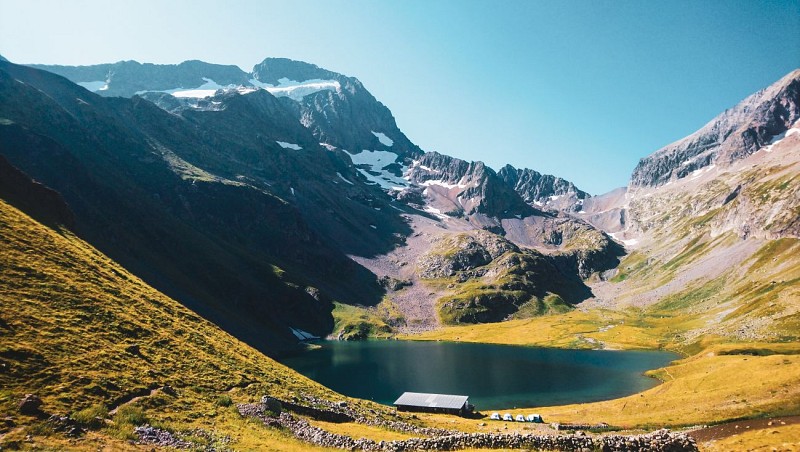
<box><xmin>280</xmin><ymin>340</ymin><xmax>678</xmax><ymax>410</ymax></box>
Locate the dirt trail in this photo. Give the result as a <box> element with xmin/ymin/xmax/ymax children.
<box><xmin>687</xmin><ymin>415</ymin><xmax>800</xmax><ymax>443</ymax></box>
<box><xmin>108</xmin><ymin>387</ymin><xmax>160</xmax><ymax>416</ymax></box>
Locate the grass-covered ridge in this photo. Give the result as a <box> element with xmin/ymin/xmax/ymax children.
<box><xmin>416</xmin><ymin>231</ymin><xmax>589</xmax><ymax>325</ymax></box>
<box><xmin>0</xmin><ymin>198</ymin><xmax>366</xmax><ymax>449</ymax></box>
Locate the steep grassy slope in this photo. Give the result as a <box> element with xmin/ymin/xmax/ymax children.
<box><xmin>0</xmin><ymin>197</ymin><xmax>359</xmax><ymax>449</ymax></box>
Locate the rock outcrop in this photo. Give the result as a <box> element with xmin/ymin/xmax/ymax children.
<box><xmin>498</xmin><ymin>164</ymin><xmax>589</xmax><ymax>211</ymax></box>
<box><xmin>406</xmin><ymin>152</ymin><xmax>536</xmax><ymax>219</ymax></box>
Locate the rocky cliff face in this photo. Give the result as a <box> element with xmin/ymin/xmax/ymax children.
<box><xmin>255</xmin><ymin>58</ymin><xmax>423</xmax><ymax>159</ymax></box>
<box><xmin>630</xmin><ymin>69</ymin><xmax>800</xmax><ymax>188</ymax></box>
<box><xmin>34</xmin><ymin>58</ymin><xmax>423</xmax><ymax>162</ymax></box>
<box><xmin>498</xmin><ymin>164</ymin><xmax>589</xmax><ymax>211</ymax></box>
<box><xmin>579</xmin><ymin>69</ymin><xmax>800</xmax><ymax>345</ymax></box>
<box><xmin>405</xmin><ymin>151</ymin><xmax>536</xmax><ymax>220</ymax></box>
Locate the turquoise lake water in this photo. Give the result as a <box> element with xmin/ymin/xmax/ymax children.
<box><xmin>280</xmin><ymin>340</ymin><xmax>677</xmax><ymax>410</ymax></box>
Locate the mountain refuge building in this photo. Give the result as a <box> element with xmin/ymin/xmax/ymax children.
<box><xmin>393</xmin><ymin>392</ymin><xmax>473</xmax><ymax>416</ymax></box>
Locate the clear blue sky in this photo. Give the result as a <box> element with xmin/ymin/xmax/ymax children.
<box><xmin>1</xmin><ymin>0</ymin><xmax>798</xmax><ymax>194</ymax></box>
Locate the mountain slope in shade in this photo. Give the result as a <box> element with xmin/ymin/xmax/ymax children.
<box><xmin>20</xmin><ymin>57</ymin><xmax>618</xmax><ymax>336</ymax></box>
<box><xmin>0</xmin><ymin>190</ymin><xmax>392</xmax><ymax>449</ymax></box>
<box><xmin>0</xmin><ymin>154</ymin><xmax>74</xmax><ymax>229</ymax></box>
<box><xmin>0</xmin><ymin>60</ymin><xmax>396</xmax><ymax>355</ymax></box>
<box><xmin>630</xmin><ymin>69</ymin><xmax>800</xmax><ymax>188</ymax></box>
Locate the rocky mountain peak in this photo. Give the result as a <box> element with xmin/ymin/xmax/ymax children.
<box><xmin>251</xmin><ymin>57</ymin><xmax>344</xmax><ymax>85</ymax></box>
<box><xmin>406</xmin><ymin>152</ymin><xmax>535</xmax><ymax>220</ymax></box>
<box><xmin>498</xmin><ymin>164</ymin><xmax>589</xmax><ymax>211</ymax></box>
<box><xmin>630</xmin><ymin>69</ymin><xmax>800</xmax><ymax>189</ymax></box>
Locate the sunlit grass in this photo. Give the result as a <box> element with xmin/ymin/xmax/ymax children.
<box><xmin>0</xmin><ymin>199</ymin><xmax>355</xmax><ymax>449</ymax></box>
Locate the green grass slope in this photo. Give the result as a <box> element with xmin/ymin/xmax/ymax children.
<box><xmin>0</xmin><ymin>198</ymin><xmax>347</xmax><ymax>449</ymax></box>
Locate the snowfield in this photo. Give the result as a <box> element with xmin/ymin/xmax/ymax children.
<box><xmin>77</xmin><ymin>80</ymin><xmax>108</xmax><ymax>92</ymax></box>
<box><xmin>420</xmin><ymin>179</ymin><xmax>468</xmax><ymax>189</ymax></box>
<box><xmin>371</xmin><ymin>131</ymin><xmax>394</xmax><ymax>147</ymax></box>
<box><xmin>276</xmin><ymin>141</ymin><xmax>302</xmax><ymax>150</ymax></box>
<box><xmin>251</xmin><ymin>77</ymin><xmax>340</xmax><ymax>101</ymax></box>
<box><xmin>349</xmin><ymin>149</ymin><xmax>408</xmax><ymax>190</ymax></box>
<box><xmin>134</xmin><ymin>76</ymin><xmax>340</xmax><ymax>101</ymax></box>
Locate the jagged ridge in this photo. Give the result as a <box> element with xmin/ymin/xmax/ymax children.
<box><xmin>630</xmin><ymin>69</ymin><xmax>800</xmax><ymax>188</ymax></box>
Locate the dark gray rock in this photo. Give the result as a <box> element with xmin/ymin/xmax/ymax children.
<box><xmin>498</xmin><ymin>164</ymin><xmax>589</xmax><ymax>207</ymax></box>
<box><xmin>407</xmin><ymin>152</ymin><xmax>536</xmax><ymax>218</ymax></box>
<box><xmin>17</xmin><ymin>394</ymin><xmax>42</xmax><ymax>415</ymax></box>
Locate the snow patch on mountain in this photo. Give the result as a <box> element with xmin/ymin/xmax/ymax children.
<box><xmin>132</xmin><ymin>76</ymin><xmax>339</xmax><ymax>101</ymax></box>
<box><xmin>349</xmin><ymin>149</ymin><xmax>408</xmax><ymax>190</ymax></box>
<box><xmin>250</xmin><ymin>77</ymin><xmax>340</xmax><ymax>101</ymax></box>
<box><xmin>691</xmin><ymin>164</ymin><xmax>716</xmax><ymax>179</ymax></box>
<box><xmin>169</xmin><ymin>78</ymin><xmax>236</xmax><ymax>98</ymax></box>
<box><xmin>762</xmin><ymin>123</ymin><xmax>800</xmax><ymax>153</ymax></box>
<box><xmin>276</xmin><ymin>141</ymin><xmax>302</xmax><ymax>150</ymax></box>
<box><xmin>371</xmin><ymin>131</ymin><xmax>394</xmax><ymax>147</ymax></box>
<box><xmin>609</xmin><ymin>232</ymin><xmax>639</xmax><ymax>247</ymax></box>
<box><xmin>420</xmin><ymin>179</ymin><xmax>469</xmax><ymax>189</ymax></box>
<box><xmin>423</xmin><ymin>205</ymin><xmax>449</xmax><ymax>220</ymax></box>
<box><xmin>336</xmin><ymin>172</ymin><xmax>354</xmax><ymax>185</ymax></box>
<box><xmin>77</xmin><ymin>80</ymin><xmax>108</xmax><ymax>92</ymax></box>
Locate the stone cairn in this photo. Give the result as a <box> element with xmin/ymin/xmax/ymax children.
<box><xmin>237</xmin><ymin>395</ymin><xmax>698</xmax><ymax>451</ymax></box>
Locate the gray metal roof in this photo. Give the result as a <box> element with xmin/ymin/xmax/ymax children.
<box><xmin>393</xmin><ymin>392</ymin><xmax>469</xmax><ymax>410</ymax></box>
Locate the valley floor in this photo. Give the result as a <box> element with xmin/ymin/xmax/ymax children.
<box><xmin>402</xmin><ymin>309</ymin><xmax>800</xmax><ymax>450</ymax></box>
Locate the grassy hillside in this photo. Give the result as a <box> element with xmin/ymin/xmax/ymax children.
<box><xmin>0</xmin><ymin>198</ymin><xmax>361</xmax><ymax>449</ymax></box>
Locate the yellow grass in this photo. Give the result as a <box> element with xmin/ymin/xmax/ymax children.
<box><xmin>406</xmin><ymin>310</ymin><xmax>800</xmax><ymax>431</ymax></box>
<box><xmin>404</xmin><ymin>309</ymin><xmax>669</xmax><ymax>350</ymax></box>
<box><xmin>0</xmin><ymin>199</ymin><xmax>373</xmax><ymax>450</ymax></box>
<box><xmin>700</xmin><ymin>423</ymin><xmax>800</xmax><ymax>452</ymax></box>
